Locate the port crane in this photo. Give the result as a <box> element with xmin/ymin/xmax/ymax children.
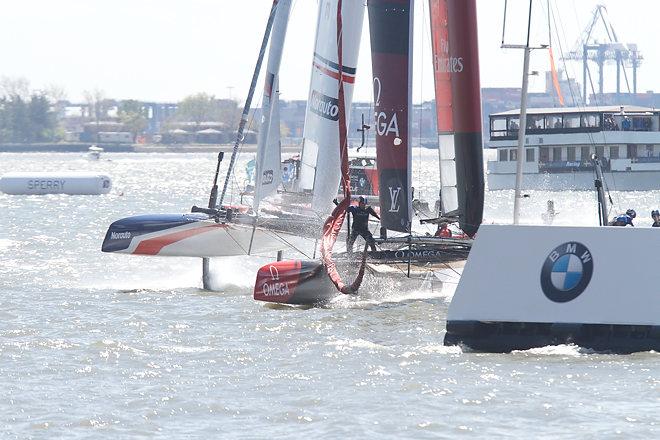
<box><xmin>562</xmin><ymin>4</ymin><xmax>642</xmax><ymax>103</ymax></box>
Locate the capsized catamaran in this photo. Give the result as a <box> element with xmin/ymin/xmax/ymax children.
<box><xmin>252</xmin><ymin>0</ymin><xmax>485</xmax><ymax>305</ymax></box>
<box><xmin>101</xmin><ymin>0</ymin><xmax>365</xmax><ymax>289</ymax></box>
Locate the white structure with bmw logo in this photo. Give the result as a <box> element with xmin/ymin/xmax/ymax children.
<box><xmin>444</xmin><ymin>224</ymin><xmax>660</xmax><ymax>353</ymax></box>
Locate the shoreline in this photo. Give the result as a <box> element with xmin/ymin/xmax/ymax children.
<box><xmin>0</xmin><ymin>143</ymin><xmax>302</xmax><ymax>154</ymax></box>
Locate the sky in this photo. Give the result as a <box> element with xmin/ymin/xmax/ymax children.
<box><xmin>0</xmin><ymin>0</ymin><xmax>657</xmax><ymax>104</ymax></box>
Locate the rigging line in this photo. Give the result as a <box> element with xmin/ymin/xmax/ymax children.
<box><xmin>550</xmin><ymin>0</ymin><xmax>618</xmax><ymax>210</ymax></box>
<box><xmin>217</xmin><ymin>1</ymin><xmax>279</xmax><ymax>208</ymax></box>
<box><xmin>549</xmin><ymin>1</ymin><xmax>580</xmax><ymax>106</ymax></box>
<box><xmin>436</xmin><ymin>259</ymin><xmax>462</xmax><ymax>279</ymax></box>
<box><xmin>553</xmin><ymin>0</ymin><xmax>586</xmax><ymax>107</ymax></box>
<box><xmin>230</xmin><ymin>104</ymin><xmax>259</xmax><ymax>206</ymax></box>
<box><xmin>269</xmin><ymin>230</ymin><xmax>314</xmax><ymax>259</ymax></box>
<box><xmin>501</xmin><ymin>0</ymin><xmax>508</xmax><ymax>46</ymax></box>
<box><xmin>223</xmin><ymin>227</ymin><xmax>250</xmax><ymax>255</ymax></box>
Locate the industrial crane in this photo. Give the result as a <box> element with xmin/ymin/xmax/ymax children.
<box><xmin>562</xmin><ymin>4</ymin><xmax>642</xmax><ymax>103</ymax></box>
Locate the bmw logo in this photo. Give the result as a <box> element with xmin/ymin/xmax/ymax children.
<box><xmin>540</xmin><ymin>242</ymin><xmax>593</xmax><ymax>303</ymax></box>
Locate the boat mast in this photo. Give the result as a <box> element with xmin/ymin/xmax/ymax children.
<box><xmin>592</xmin><ymin>154</ymin><xmax>609</xmax><ymax>225</ymax></box>
<box><xmin>508</xmin><ymin>0</ymin><xmax>533</xmax><ymax>225</ymax></box>
<box><xmin>209</xmin><ymin>1</ymin><xmax>280</xmax><ymax>210</ymax></box>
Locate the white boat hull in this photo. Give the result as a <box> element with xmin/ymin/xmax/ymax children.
<box><xmin>102</xmin><ymin>213</ymin><xmax>317</xmax><ymax>258</ymax></box>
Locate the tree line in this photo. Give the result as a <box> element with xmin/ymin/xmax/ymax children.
<box><xmin>0</xmin><ymin>75</ymin><xmax>248</xmax><ymax>144</ymax></box>
<box><xmin>0</xmin><ymin>94</ymin><xmax>57</xmax><ymax>143</ymax></box>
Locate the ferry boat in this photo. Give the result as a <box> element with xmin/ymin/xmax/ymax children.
<box><xmin>486</xmin><ymin>105</ymin><xmax>660</xmax><ymax>191</ymax></box>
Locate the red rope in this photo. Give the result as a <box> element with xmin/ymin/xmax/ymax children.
<box><xmin>319</xmin><ymin>0</ymin><xmax>368</xmax><ymax>295</ymax></box>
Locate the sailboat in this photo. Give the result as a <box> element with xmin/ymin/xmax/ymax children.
<box><xmin>253</xmin><ymin>0</ymin><xmax>485</xmax><ymax>305</ymax></box>
<box><xmin>362</xmin><ymin>0</ymin><xmax>483</xmax><ymax>275</ymax></box>
<box><xmin>443</xmin><ymin>1</ymin><xmax>660</xmax><ymax>354</ymax></box>
<box><xmin>101</xmin><ymin>0</ymin><xmax>365</xmax><ymax>288</ymax></box>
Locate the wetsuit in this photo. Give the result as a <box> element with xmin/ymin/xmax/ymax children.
<box><xmin>653</xmin><ymin>221</ymin><xmax>660</xmax><ymax>227</ymax></box>
<box><xmin>609</xmin><ymin>214</ymin><xmax>634</xmax><ymax>227</ymax></box>
<box><xmin>347</xmin><ymin>205</ymin><xmax>379</xmax><ymax>252</ymax></box>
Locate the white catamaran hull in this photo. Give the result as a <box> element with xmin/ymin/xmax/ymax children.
<box><xmin>101</xmin><ymin>214</ymin><xmax>316</xmax><ymax>258</ymax></box>
<box><xmin>488</xmin><ymin>170</ymin><xmax>660</xmax><ymax>191</ymax></box>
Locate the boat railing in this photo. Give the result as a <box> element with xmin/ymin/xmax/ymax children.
<box><xmin>539</xmin><ymin>160</ymin><xmax>600</xmax><ymax>173</ymax></box>
<box><xmin>631</xmin><ymin>156</ymin><xmax>660</xmax><ymax>164</ymax></box>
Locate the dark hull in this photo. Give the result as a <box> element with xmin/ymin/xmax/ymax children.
<box><xmin>445</xmin><ymin>320</ymin><xmax>660</xmax><ymax>354</ymax></box>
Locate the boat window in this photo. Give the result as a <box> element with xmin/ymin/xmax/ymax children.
<box><xmin>581</xmin><ymin>146</ymin><xmax>591</xmax><ymax>161</ymax></box>
<box><xmin>527</xmin><ymin>115</ymin><xmax>544</xmax><ymax>130</ymax></box>
<box><xmin>539</xmin><ymin>147</ymin><xmax>549</xmax><ymax>162</ymax></box>
<box><xmin>633</xmin><ymin>116</ymin><xmax>653</xmax><ymax>131</ymax></box>
<box><xmin>525</xmin><ymin>148</ymin><xmax>535</xmax><ymax>162</ymax></box>
<box><xmin>610</xmin><ymin>146</ymin><xmax>619</xmax><ymax>159</ymax></box>
<box><xmin>552</xmin><ymin>147</ymin><xmax>562</xmax><ymax>161</ymax></box>
<box><xmin>563</xmin><ymin>114</ymin><xmax>580</xmax><ymax>128</ymax></box>
<box><xmin>509</xmin><ymin>149</ymin><xmax>517</xmax><ymax>161</ymax></box>
<box><xmin>508</xmin><ymin>117</ymin><xmax>520</xmax><ymax>134</ymax></box>
<box><xmin>596</xmin><ymin>145</ymin><xmax>605</xmax><ymax>159</ymax></box>
<box><xmin>627</xmin><ymin>144</ymin><xmax>638</xmax><ymax>159</ymax></box>
<box><xmin>567</xmin><ymin>147</ymin><xmax>576</xmax><ymax>161</ymax></box>
<box><xmin>491</xmin><ymin>117</ymin><xmax>508</xmax><ymax>137</ymax></box>
<box><xmin>647</xmin><ymin>145</ymin><xmax>655</xmax><ymax>157</ymax></box>
<box><xmin>580</xmin><ymin>113</ymin><xmax>600</xmax><ymax>128</ymax></box>
<box><xmin>603</xmin><ymin>114</ymin><xmax>618</xmax><ymax>130</ymax></box>
<box><xmin>499</xmin><ymin>149</ymin><xmax>508</xmax><ymax>161</ymax></box>
<box><xmin>546</xmin><ymin>115</ymin><xmax>562</xmax><ymax>129</ymax></box>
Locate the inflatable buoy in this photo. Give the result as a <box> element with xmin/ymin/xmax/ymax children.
<box><xmin>0</xmin><ymin>172</ymin><xmax>112</xmax><ymax>195</ymax></box>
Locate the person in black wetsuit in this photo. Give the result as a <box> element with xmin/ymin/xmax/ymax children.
<box><xmin>347</xmin><ymin>196</ymin><xmax>380</xmax><ymax>252</ymax></box>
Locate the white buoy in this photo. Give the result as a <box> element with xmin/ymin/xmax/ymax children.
<box><xmin>0</xmin><ymin>172</ymin><xmax>112</xmax><ymax>195</ymax></box>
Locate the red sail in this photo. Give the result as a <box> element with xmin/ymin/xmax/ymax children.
<box><xmin>430</xmin><ymin>0</ymin><xmax>484</xmax><ymax>237</ymax></box>
<box><xmin>368</xmin><ymin>0</ymin><xmax>414</xmax><ymax>233</ymax></box>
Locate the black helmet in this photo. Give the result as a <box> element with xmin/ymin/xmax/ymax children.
<box><xmin>652</xmin><ymin>210</ymin><xmax>660</xmax><ymax>217</ymax></box>
<box><xmin>626</xmin><ymin>209</ymin><xmax>637</xmax><ymax>218</ymax></box>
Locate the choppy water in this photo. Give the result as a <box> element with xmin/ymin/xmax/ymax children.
<box><xmin>1</xmin><ymin>151</ymin><xmax>659</xmax><ymax>439</ymax></box>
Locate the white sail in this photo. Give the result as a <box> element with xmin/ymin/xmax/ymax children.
<box><xmin>438</xmin><ymin>134</ymin><xmax>458</xmax><ymax>214</ymax></box>
<box><xmin>253</xmin><ymin>0</ymin><xmax>292</xmax><ymax>211</ymax></box>
<box><xmin>298</xmin><ymin>0</ymin><xmax>365</xmax><ymax>213</ymax></box>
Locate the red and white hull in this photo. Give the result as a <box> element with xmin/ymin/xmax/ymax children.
<box><xmin>101</xmin><ymin>213</ymin><xmax>316</xmax><ymax>258</ymax></box>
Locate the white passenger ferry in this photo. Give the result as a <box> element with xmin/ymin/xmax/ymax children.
<box><xmin>487</xmin><ymin>105</ymin><xmax>660</xmax><ymax>190</ymax></box>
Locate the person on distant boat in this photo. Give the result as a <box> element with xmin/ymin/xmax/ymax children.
<box><xmin>622</xmin><ymin>116</ymin><xmax>632</xmax><ymax>131</ymax></box>
<box><xmin>347</xmin><ymin>196</ymin><xmax>380</xmax><ymax>252</ymax></box>
<box><xmin>609</xmin><ymin>209</ymin><xmax>636</xmax><ymax>226</ymax></box>
<box><xmin>434</xmin><ymin>222</ymin><xmax>452</xmax><ymax>238</ymax></box>
<box><xmin>652</xmin><ymin>210</ymin><xmax>660</xmax><ymax>227</ymax></box>
<box><xmin>542</xmin><ymin>200</ymin><xmax>557</xmax><ymax>225</ymax></box>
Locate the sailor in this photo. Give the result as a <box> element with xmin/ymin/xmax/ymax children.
<box><xmin>652</xmin><ymin>210</ymin><xmax>660</xmax><ymax>227</ymax></box>
<box><xmin>542</xmin><ymin>200</ymin><xmax>557</xmax><ymax>225</ymax></box>
<box><xmin>609</xmin><ymin>208</ymin><xmax>636</xmax><ymax>226</ymax></box>
<box><xmin>434</xmin><ymin>222</ymin><xmax>452</xmax><ymax>238</ymax></box>
<box><xmin>347</xmin><ymin>196</ymin><xmax>380</xmax><ymax>252</ymax></box>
